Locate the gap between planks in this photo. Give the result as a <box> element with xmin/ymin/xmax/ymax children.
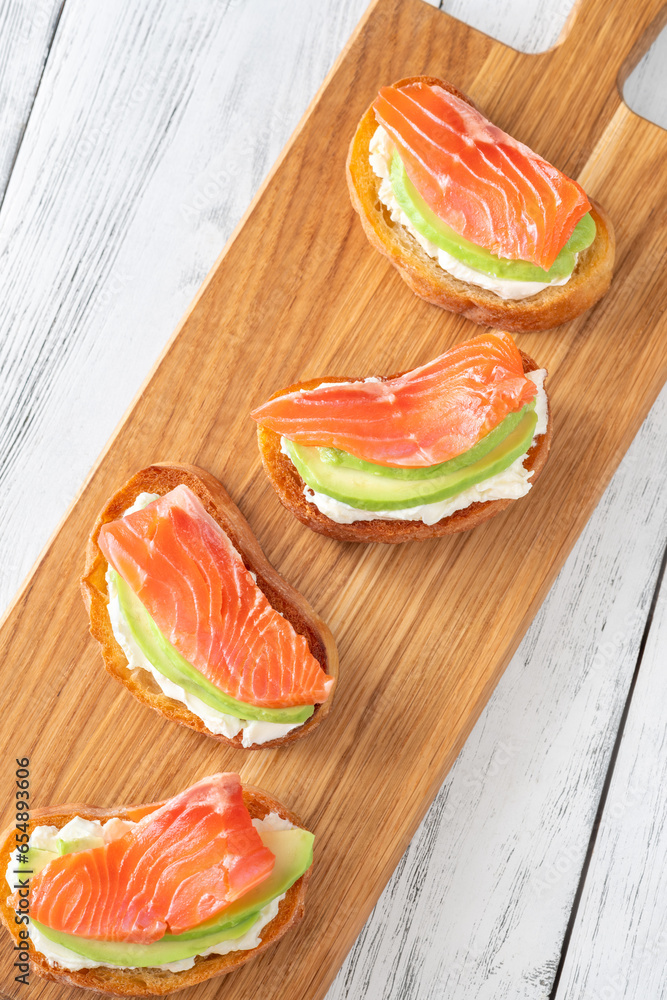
<box><xmin>0</xmin><ymin>0</ymin><xmax>64</xmax><ymax>210</ymax></box>
<box><xmin>549</xmin><ymin>541</ymin><xmax>667</xmax><ymax>1000</ymax></box>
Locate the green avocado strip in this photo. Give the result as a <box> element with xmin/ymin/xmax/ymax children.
<box><xmin>112</xmin><ymin>571</ymin><xmax>314</xmax><ymax>725</ymax></box>
<box><xmin>390</xmin><ymin>151</ymin><xmax>595</xmax><ymax>283</ymax></box>
<box><xmin>315</xmin><ymin>400</ymin><xmax>535</xmax><ymax>481</ymax></box>
<box><xmin>285</xmin><ymin>408</ymin><xmax>538</xmax><ymax>511</ymax></box>
<box><xmin>32</xmin><ymin>912</ymin><xmax>260</xmax><ymax>967</ymax></box>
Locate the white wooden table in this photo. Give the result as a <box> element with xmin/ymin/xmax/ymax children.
<box><xmin>1</xmin><ymin>1</ymin><xmax>665</xmax><ymax>996</ymax></box>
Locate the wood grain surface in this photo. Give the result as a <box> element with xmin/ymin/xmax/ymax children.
<box><xmin>330</xmin><ymin>391</ymin><xmax>667</xmax><ymax>1000</ymax></box>
<box><xmin>1</xmin><ymin>1</ymin><xmax>666</xmax><ymax>998</ymax></box>
<box><xmin>329</xmin><ymin>12</ymin><xmax>667</xmax><ymax>997</ymax></box>
<box><xmin>0</xmin><ymin>0</ymin><xmax>376</xmax><ymax>616</ymax></box>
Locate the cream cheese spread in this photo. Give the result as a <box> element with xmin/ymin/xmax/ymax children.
<box><xmin>106</xmin><ymin>492</ymin><xmax>303</xmax><ymax>747</ymax></box>
<box><xmin>31</xmin><ymin>816</ymin><xmax>135</xmax><ymax>853</ymax></box>
<box><xmin>22</xmin><ymin>812</ymin><xmax>292</xmax><ymax>973</ymax></box>
<box><xmin>369</xmin><ymin>126</ymin><xmax>573</xmax><ymax>301</ymax></box>
<box><xmin>290</xmin><ymin>368</ymin><xmax>548</xmax><ymax>525</ymax></box>
<box><xmin>4</xmin><ymin>818</ymin><xmax>137</xmax><ymax>890</ymax></box>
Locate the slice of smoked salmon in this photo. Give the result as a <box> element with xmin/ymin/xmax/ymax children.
<box><xmin>251</xmin><ymin>332</ymin><xmax>536</xmax><ymax>469</ymax></box>
<box><xmin>30</xmin><ymin>774</ymin><xmax>275</xmax><ymax>943</ymax></box>
<box><xmin>373</xmin><ymin>82</ymin><xmax>591</xmax><ymax>270</ymax></box>
<box><xmin>98</xmin><ymin>486</ymin><xmax>332</xmax><ymax>708</ymax></box>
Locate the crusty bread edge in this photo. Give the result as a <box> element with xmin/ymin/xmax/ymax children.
<box><xmin>256</xmin><ymin>351</ymin><xmax>551</xmax><ymax>544</ymax></box>
<box><xmin>0</xmin><ymin>786</ymin><xmax>311</xmax><ymax>996</ymax></box>
<box><xmin>81</xmin><ymin>463</ymin><xmax>338</xmax><ymax>748</ymax></box>
<box><xmin>346</xmin><ymin>75</ymin><xmax>615</xmax><ymax>332</ymax></box>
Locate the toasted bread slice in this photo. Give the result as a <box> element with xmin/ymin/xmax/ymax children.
<box><xmin>346</xmin><ymin>76</ymin><xmax>615</xmax><ymax>332</ymax></box>
<box><xmin>257</xmin><ymin>351</ymin><xmax>551</xmax><ymax>544</ymax></box>
<box><xmin>81</xmin><ymin>463</ymin><xmax>338</xmax><ymax>747</ymax></box>
<box><xmin>0</xmin><ymin>785</ymin><xmax>311</xmax><ymax>996</ymax></box>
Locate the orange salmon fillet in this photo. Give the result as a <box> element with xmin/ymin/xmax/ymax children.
<box><xmin>98</xmin><ymin>486</ymin><xmax>332</xmax><ymax>708</ymax></box>
<box><xmin>251</xmin><ymin>331</ymin><xmax>537</xmax><ymax>468</ymax></box>
<box><xmin>373</xmin><ymin>82</ymin><xmax>590</xmax><ymax>270</ymax></box>
<box><xmin>30</xmin><ymin>774</ymin><xmax>275</xmax><ymax>943</ymax></box>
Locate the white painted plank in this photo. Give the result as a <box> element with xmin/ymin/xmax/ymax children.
<box><xmin>0</xmin><ymin>0</ymin><xmax>62</xmax><ymax>196</ymax></box>
<box><xmin>440</xmin><ymin>0</ymin><xmax>576</xmax><ymax>53</ymax></box>
<box><xmin>326</xmin><ymin>20</ymin><xmax>667</xmax><ymax>998</ymax></box>
<box><xmin>554</xmin><ymin>560</ymin><xmax>667</xmax><ymax>999</ymax></box>
<box><xmin>0</xmin><ymin>0</ymin><xmax>373</xmax><ymax>613</ymax></box>
<box><xmin>624</xmin><ymin>25</ymin><xmax>667</xmax><ymax>129</ymax></box>
<box><xmin>0</xmin><ymin>2</ymin><xmax>665</xmax><ymax>999</ymax></box>
<box><xmin>325</xmin><ymin>386</ymin><xmax>667</xmax><ymax>1000</ymax></box>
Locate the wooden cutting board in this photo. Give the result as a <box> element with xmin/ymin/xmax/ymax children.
<box><xmin>2</xmin><ymin>0</ymin><xmax>666</xmax><ymax>996</ymax></box>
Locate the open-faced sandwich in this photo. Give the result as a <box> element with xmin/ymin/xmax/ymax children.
<box><xmin>82</xmin><ymin>463</ymin><xmax>337</xmax><ymax>748</ymax></box>
<box><xmin>252</xmin><ymin>331</ymin><xmax>551</xmax><ymax>543</ymax></box>
<box><xmin>0</xmin><ymin>773</ymin><xmax>313</xmax><ymax>995</ymax></box>
<box><xmin>347</xmin><ymin>76</ymin><xmax>614</xmax><ymax>331</ymax></box>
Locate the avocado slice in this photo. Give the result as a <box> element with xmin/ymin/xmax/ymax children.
<box><xmin>32</xmin><ymin>826</ymin><xmax>314</xmax><ymax>967</ymax></box>
<box><xmin>171</xmin><ymin>827</ymin><xmax>314</xmax><ymax>939</ymax></box>
<box><xmin>32</xmin><ymin>911</ymin><xmax>260</xmax><ymax>967</ymax></box>
<box><xmin>56</xmin><ymin>818</ymin><xmax>105</xmax><ymax>855</ymax></box>
<box><xmin>314</xmin><ymin>401</ymin><xmax>535</xmax><ymax>481</ymax></box>
<box><xmin>286</xmin><ymin>409</ymin><xmax>538</xmax><ymax>511</ymax></box>
<box><xmin>390</xmin><ymin>151</ymin><xmax>596</xmax><ymax>283</ymax></box>
<box><xmin>21</xmin><ymin>847</ymin><xmax>57</xmax><ymax>877</ymax></box>
<box><xmin>113</xmin><ymin>571</ymin><xmax>314</xmax><ymax>725</ymax></box>
<box><xmin>58</xmin><ymin>834</ymin><xmax>104</xmax><ymax>855</ymax></box>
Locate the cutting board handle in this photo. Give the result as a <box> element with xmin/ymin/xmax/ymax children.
<box><xmin>561</xmin><ymin>0</ymin><xmax>667</xmax><ymax>80</ymax></box>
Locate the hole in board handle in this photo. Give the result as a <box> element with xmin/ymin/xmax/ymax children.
<box><xmin>621</xmin><ymin>14</ymin><xmax>667</xmax><ymax>130</ymax></box>
<box><xmin>437</xmin><ymin>0</ymin><xmax>577</xmax><ymax>55</ymax></box>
